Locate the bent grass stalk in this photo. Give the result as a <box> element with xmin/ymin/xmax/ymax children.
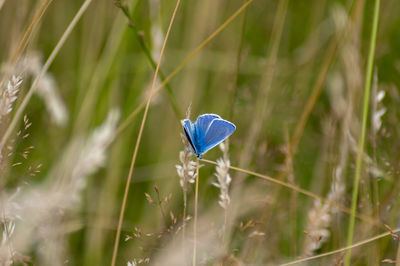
<box><xmin>0</xmin><ymin>0</ymin><xmax>93</xmax><ymax>154</ymax></box>
<box><xmin>280</xmin><ymin>227</ymin><xmax>400</xmax><ymax>266</ymax></box>
<box><xmin>7</xmin><ymin>0</ymin><xmax>54</xmax><ymax>67</ymax></box>
<box><xmin>256</xmin><ymin>1</ymin><xmax>361</xmax><ymax>252</ymax></box>
<box><xmin>288</xmin><ymin>0</ymin><xmax>363</xmax><ymax>156</ymax></box>
<box><xmin>115</xmin><ymin>0</ymin><xmax>254</xmax><ymax>136</ymax></box>
<box><xmin>114</xmin><ymin>0</ymin><xmax>183</xmax><ymax>120</ymax></box>
<box><xmin>110</xmin><ymin>1</ymin><xmax>181</xmax><ymax>265</ymax></box>
<box><xmin>344</xmin><ymin>0</ymin><xmax>380</xmax><ymax>265</ymax></box>
<box><xmin>200</xmin><ymin>159</ymin><xmax>378</xmax><ymax>226</ymax></box>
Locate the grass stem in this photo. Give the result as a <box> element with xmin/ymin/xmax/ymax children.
<box><xmin>114</xmin><ymin>0</ymin><xmax>183</xmax><ymax>119</ymax></box>
<box><xmin>0</xmin><ymin>0</ymin><xmax>93</xmax><ymax>155</ymax></box>
<box><xmin>344</xmin><ymin>0</ymin><xmax>380</xmax><ymax>264</ymax></box>
<box><xmin>200</xmin><ymin>158</ymin><xmax>379</xmax><ymax>226</ymax></box>
<box><xmin>193</xmin><ymin>159</ymin><xmax>199</xmax><ymax>266</ymax></box>
<box><xmin>115</xmin><ymin>0</ymin><xmax>254</xmax><ymax>136</ymax></box>
<box><xmin>280</xmin><ymin>227</ymin><xmax>400</xmax><ymax>266</ymax></box>
<box><xmin>110</xmin><ymin>1</ymin><xmax>181</xmax><ymax>265</ymax></box>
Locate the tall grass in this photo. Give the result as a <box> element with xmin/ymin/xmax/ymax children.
<box><xmin>344</xmin><ymin>0</ymin><xmax>381</xmax><ymax>264</ymax></box>
<box><xmin>0</xmin><ymin>0</ymin><xmax>400</xmax><ymax>265</ymax></box>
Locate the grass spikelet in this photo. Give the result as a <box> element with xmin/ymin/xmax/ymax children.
<box><xmin>0</xmin><ymin>109</ymin><xmax>119</xmax><ymax>264</ymax></box>
<box><xmin>371</xmin><ymin>70</ymin><xmax>386</xmax><ymax>134</ymax></box>
<box><xmin>66</xmin><ymin>108</ymin><xmax>120</xmax><ymax>201</ymax></box>
<box><xmin>303</xmin><ymin>199</ymin><xmax>331</xmax><ymax>256</ymax></box>
<box><xmin>0</xmin><ymin>76</ymin><xmax>22</xmax><ymax>121</ymax></box>
<box><xmin>303</xmin><ymin>168</ymin><xmax>345</xmax><ymax>256</ymax></box>
<box><xmin>0</xmin><ymin>188</ymin><xmax>22</xmax><ymax>266</ymax></box>
<box><xmin>2</xmin><ymin>0</ymin><xmax>400</xmax><ymax>264</ymax></box>
<box><xmin>213</xmin><ymin>141</ymin><xmax>232</xmax><ymax>243</ymax></box>
<box><xmin>176</xmin><ymin>134</ymin><xmax>196</xmax><ymax>236</ymax></box>
<box><xmin>213</xmin><ymin>141</ymin><xmax>232</xmax><ymax>210</ymax></box>
<box><xmin>176</xmin><ymin>134</ymin><xmax>197</xmax><ymax>194</ymax></box>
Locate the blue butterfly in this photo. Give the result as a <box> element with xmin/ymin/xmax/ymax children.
<box><xmin>181</xmin><ymin>114</ymin><xmax>236</xmax><ymax>158</ymax></box>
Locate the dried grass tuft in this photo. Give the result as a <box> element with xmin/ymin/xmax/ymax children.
<box><xmin>0</xmin><ymin>76</ymin><xmax>22</xmax><ymax>121</ymax></box>
<box><xmin>213</xmin><ymin>141</ymin><xmax>232</xmax><ymax>210</ymax></box>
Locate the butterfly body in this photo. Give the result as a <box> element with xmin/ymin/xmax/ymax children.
<box><xmin>181</xmin><ymin>114</ymin><xmax>236</xmax><ymax>158</ymax></box>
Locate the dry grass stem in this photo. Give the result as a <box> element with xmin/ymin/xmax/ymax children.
<box><xmin>115</xmin><ymin>0</ymin><xmax>254</xmax><ymax>136</ymax></box>
<box><xmin>0</xmin><ymin>0</ymin><xmax>93</xmax><ymax>153</ymax></box>
<box><xmin>111</xmin><ymin>1</ymin><xmax>181</xmax><ymax>265</ymax></box>
<box><xmin>0</xmin><ymin>0</ymin><xmax>398</xmax><ymax>264</ymax></box>
<box><xmin>281</xmin><ymin>227</ymin><xmax>400</xmax><ymax>266</ymax></box>
<box><xmin>303</xmin><ymin>170</ymin><xmax>345</xmax><ymax>255</ymax></box>
<box><xmin>176</xmin><ymin>134</ymin><xmax>197</xmax><ymax>238</ymax></box>
<box><xmin>193</xmin><ymin>159</ymin><xmax>200</xmax><ymax>266</ymax></box>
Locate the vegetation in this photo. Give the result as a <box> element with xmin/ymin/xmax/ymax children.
<box><xmin>0</xmin><ymin>0</ymin><xmax>399</xmax><ymax>265</ymax></box>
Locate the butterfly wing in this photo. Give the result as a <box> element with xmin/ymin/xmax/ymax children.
<box><xmin>194</xmin><ymin>114</ymin><xmax>221</xmax><ymax>140</ymax></box>
<box><xmin>181</xmin><ymin>119</ymin><xmax>199</xmax><ymax>156</ymax></box>
<box><xmin>198</xmin><ymin>119</ymin><xmax>236</xmax><ymax>154</ymax></box>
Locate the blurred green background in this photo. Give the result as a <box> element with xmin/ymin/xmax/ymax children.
<box><xmin>1</xmin><ymin>0</ymin><xmax>400</xmax><ymax>265</ymax></box>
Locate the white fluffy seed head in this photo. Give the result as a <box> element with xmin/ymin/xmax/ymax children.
<box><xmin>176</xmin><ymin>146</ymin><xmax>196</xmax><ymax>193</ymax></box>
<box><xmin>213</xmin><ymin>142</ymin><xmax>232</xmax><ymax>209</ymax></box>
<box><xmin>0</xmin><ymin>76</ymin><xmax>22</xmax><ymax>120</ymax></box>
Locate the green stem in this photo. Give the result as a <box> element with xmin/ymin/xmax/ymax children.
<box><xmin>115</xmin><ymin>1</ymin><xmax>183</xmax><ymax>119</ymax></box>
<box><xmin>344</xmin><ymin>0</ymin><xmax>380</xmax><ymax>265</ymax></box>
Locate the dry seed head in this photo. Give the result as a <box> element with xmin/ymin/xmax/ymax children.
<box><xmin>0</xmin><ymin>109</ymin><xmax>120</xmax><ymax>264</ymax></box>
<box><xmin>303</xmin><ymin>167</ymin><xmax>345</xmax><ymax>255</ymax></box>
<box><xmin>303</xmin><ymin>199</ymin><xmax>331</xmax><ymax>256</ymax></box>
<box><xmin>213</xmin><ymin>142</ymin><xmax>232</xmax><ymax>209</ymax></box>
<box><xmin>176</xmin><ymin>134</ymin><xmax>196</xmax><ymax>192</ymax></box>
<box><xmin>0</xmin><ymin>76</ymin><xmax>22</xmax><ymax>121</ymax></box>
<box><xmin>373</xmin><ymin>86</ymin><xmax>386</xmax><ymax>132</ymax></box>
<box><xmin>70</xmin><ymin>109</ymin><xmax>120</xmax><ymax>201</ymax></box>
<box><xmin>6</xmin><ymin>52</ymin><xmax>69</xmax><ymax>126</ymax></box>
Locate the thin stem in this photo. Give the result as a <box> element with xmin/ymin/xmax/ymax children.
<box><xmin>183</xmin><ymin>190</ymin><xmax>187</xmax><ymax>238</ymax></box>
<box><xmin>254</xmin><ymin>0</ymin><xmax>360</xmax><ymax>256</ymax></box>
<box><xmin>396</xmin><ymin>242</ymin><xmax>400</xmax><ymax>266</ymax></box>
<box><xmin>222</xmin><ymin>208</ymin><xmax>228</xmax><ymax>244</ymax></box>
<box><xmin>115</xmin><ymin>0</ymin><xmax>254</xmax><ymax>136</ymax></box>
<box><xmin>2</xmin><ymin>212</ymin><xmax>13</xmax><ymax>264</ymax></box>
<box><xmin>344</xmin><ymin>0</ymin><xmax>380</xmax><ymax>265</ymax></box>
<box><xmin>110</xmin><ymin>1</ymin><xmax>181</xmax><ymax>265</ymax></box>
<box><xmin>155</xmin><ymin>186</ymin><xmax>167</xmax><ymax>224</ymax></box>
<box><xmin>14</xmin><ymin>0</ymin><xmax>52</xmax><ymax>62</ymax></box>
<box><xmin>193</xmin><ymin>159</ymin><xmax>199</xmax><ymax>266</ymax></box>
<box><xmin>10</xmin><ymin>0</ymin><xmax>54</xmax><ymax>64</ymax></box>
<box><xmin>200</xmin><ymin>158</ymin><xmax>379</xmax><ymax>226</ymax></box>
<box><xmin>114</xmin><ymin>1</ymin><xmax>183</xmax><ymax>119</ymax></box>
<box><xmin>0</xmin><ymin>0</ymin><xmax>93</xmax><ymax>155</ymax></box>
<box><xmin>280</xmin><ymin>227</ymin><xmax>400</xmax><ymax>266</ymax></box>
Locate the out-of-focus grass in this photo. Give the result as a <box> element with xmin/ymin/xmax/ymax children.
<box><xmin>1</xmin><ymin>0</ymin><xmax>400</xmax><ymax>265</ymax></box>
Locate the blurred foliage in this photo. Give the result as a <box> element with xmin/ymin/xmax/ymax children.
<box><xmin>1</xmin><ymin>0</ymin><xmax>400</xmax><ymax>265</ymax></box>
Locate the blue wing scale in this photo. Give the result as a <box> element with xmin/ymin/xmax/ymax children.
<box><xmin>194</xmin><ymin>114</ymin><xmax>220</xmax><ymax>140</ymax></box>
<box><xmin>198</xmin><ymin>119</ymin><xmax>236</xmax><ymax>154</ymax></box>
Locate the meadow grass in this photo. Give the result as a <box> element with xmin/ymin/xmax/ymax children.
<box><xmin>0</xmin><ymin>0</ymin><xmax>400</xmax><ymax>265</ymax></box>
